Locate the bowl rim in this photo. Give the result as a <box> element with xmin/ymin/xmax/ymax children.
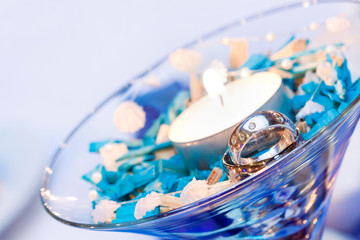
<box><xmin>40</xmin><ymin>0</ymin><xmax>360</xmax><ymax>230</ymax></box>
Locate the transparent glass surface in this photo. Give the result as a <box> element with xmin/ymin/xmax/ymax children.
<box><xmin>41</xmin><ymin>1</ymin><xmax>360</xmax><ymax>239</ymax></box>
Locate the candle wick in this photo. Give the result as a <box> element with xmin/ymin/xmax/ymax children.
<box><xmin>219</xmin><ymin>94</ymin><xmax>224</xmax><ymax>107</ymax></box>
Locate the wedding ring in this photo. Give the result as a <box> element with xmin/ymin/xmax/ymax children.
<box><xmin>222</xmin><ymin>150</ymin><xmax>270</xmax><ymax>182</ymax></box>
<box><xmin>222</xmin><ymin>111</ymin><xmax>303</xmax><ymax>182</ymax></box>
<box><xmin>228</xmin><ymin>111</ymin><xmax>298</xmax><ymax>166</ymax></box>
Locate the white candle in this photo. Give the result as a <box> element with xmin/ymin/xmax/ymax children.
<box><xmin>168</xmin><ymin>72</ymin><xmax>290</xmax><ymax>170</ymax></box>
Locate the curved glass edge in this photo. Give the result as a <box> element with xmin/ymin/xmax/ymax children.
<box><xmin>40</xmin><ymin>0</ymin><xmax>360</xmax><ymax>230</ymax></box>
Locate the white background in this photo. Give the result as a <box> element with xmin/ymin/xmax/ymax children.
<box><xmin>0</xmin><ymin>1</ymin><xmax>359</xmax><ymax>239</ymax></box>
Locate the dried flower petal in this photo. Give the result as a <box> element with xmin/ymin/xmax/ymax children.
<box><xmin>92</xmin><ymin>200</ymin><xmax>121</xmax><ymax>224</ymax></box>
<box><xmin>326</xmin><ymin>15</ymin><xmax>351</xmax><ymax>33</ymax></box>
<box><xmin>280</xmin><ymin>59</ymin><xmax>294</xmax><ymax>70</ymax></box>
<box><xmin>113</xmin><ymin>101</ymin><xmax>146</xmax><ymax>133</ymax></box>
<box><xmin>316</xmin><ymin>62</ymin><xmax>337</xmax><ymax>86</ymax></box>
<box><xmin>334</xmin><ymin>80</ymin><xmax>345</xmax><ymax>99</ymax></box>
<box><xmin>180</xmin><ymin>178</ymin><xmax>209</xmax><ymax>205</ymax></box>
<box><xmin>134</xmin><ymin>192</ymin><xmax>162</xmax><ymax>219</ymax></box>
<box><xmin>100</xmin><ymin>143</ymin><xmax>128</xmax><ymax>172</ymax></box>
<box><xmin>169</xmin><ymin>49</ymin><xmax>202</xmax><ymax>73</ymax></box>
<box><xmin>296</xmin><ymin>100</ymin><xmax>325</xmax><ymax>121</ymax></box>
<box><xmin>134</xmin><ymin>192</ymin><xmax>182</xmax><ymax>219</ymax></box>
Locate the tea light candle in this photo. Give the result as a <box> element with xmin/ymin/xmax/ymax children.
<box><xmin>169</xmin><ymin>72</ymin><xmax>291</xmax><ymax>170</ymax></box>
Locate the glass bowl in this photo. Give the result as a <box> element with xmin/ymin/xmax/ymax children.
<box><xmin>40</xmin><ymin>1</ymin><xmax>360</xmax><ymax>239</ymax></box>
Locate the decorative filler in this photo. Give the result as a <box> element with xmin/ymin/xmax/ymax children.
<box><xmin>82</xmin><ymin>34</ymin><xmax>360</xmax><ymax>223</ymax></box>
<box><xmin>99</xmin><ymin>143</ymin><xmax>129</xmax><ymax>172</ymax></box>
<box><xmin>169</xmin><ymin>48</ymin><xmax>204</xmax><ymax>102</ymax></box>
<box><xmin>296</xmin><ymin>99</ymin><xmax>325</xmax><ymax>121</ymax></box>
<box><xmin>223</xmin><ymin>38</ymin><xmax>248</xmax><ymax>69</ymax></box>
<box><xmin>169</xmin><ymin>48</ymin><xmax>203</xmax><ymax>73</ymax></box>
<box><xmin>326</xmin><ymin>15</ymin><xmax>351</xmax><ymax>32</ymax></box>
<box><xmin>113</xmin><ymin>101</ymin><xmax>146</xmax><ymax>133</ymax></box>
<box><xmin>92</xmin><ymin>199</ymin><xmax>121</xmax><ymax>224</ymax></box>
<box><xmin>52</xmin><ymin>11</ymin><xmax>360</xmax><ymax>236</ymax></box>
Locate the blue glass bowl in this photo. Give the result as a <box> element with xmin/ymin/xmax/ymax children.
<box><xmin>40</xmin><ymin>1</ymin><xmax>360</xmax><ymax>239</ymax></box>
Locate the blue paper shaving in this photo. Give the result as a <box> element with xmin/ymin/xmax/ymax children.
<box><xmin>291</xmin><ymin>62</ymin><xmax>318</xmax><ymax>75</ymax></box>
<box><xmin>161</xmin><ymin>154</ymin><xmax>187</xmax><ymax>175</ymax></box>
<box><xmin>143</xmin><ymin>173</ymin><xmax>179</xmax><ymax>194</ymax></box>
<box><xmin>133</xmin><ymin>164</ymin><xmax>146</xmax><ymax>174</ymax></box>
<box><xmin>164</xmin><ymin>91</ymin><xmax>190</xmax><ymax>125</ymax></box>
<box><xmin>292</xmin><ymin>94</ymin><xmax>310</xmax><ymax>110</ymax></box>
<box><xmin>301</xmin><ymin>81</ymin><xmax>318</xmax><ymax>95</ymax></box>
<box><xmin>103</xmin><ymin>169</ymin><xmax>120</xmax><ymax>184</ymax></box>
<box><xmin>111</xmin><ymin>196</ymin><xmax>160</xmax><ymax>223</ymax></box>
<box><xmin>142</xmin><ymin>114</ymin><xmax>164</xmax><ymax>142</ymax></box>
<box><xmin>82</xmin><ymin>164</ymin><xmax>102</xmax><ymax>185</ymax></box>
<box><xmin>176</xmin><ymin>176</ymin><xmax>194</xmax><ymax>191</ymax></box>
<box><xmin>189</xmin><ymin>169</ymin><xmax>212</xmax><ymax>180</ymax></box>
<box><xmin>347</xmin><ymin>78</ymin><xmax>360</xmax><ymax>103</ymax></box>
<box><xmin>336</xmin><ymin>58</ymin><xmax>352</xmax><ymax>91</ymax></box>
<box><xmin>313</xmin><ymin>96</ymin><xmax>334</xmax><ymax>111</ymax></box>
<box><xmin>274</xmin><ymin>42</ymin><xmax>344</xmax><ymax>63</ymax></box>
<box><xmin>118</xmin><ymin>155</ymin><xmax>154</xmax><ymax>172</ymax></box>
<box><xmin>133</xmin><ymin>82</ymin><xmax>188</xmax><ymax>139</ymax></box>
<box><xmin>303</xmin><ymin>108</ymin><xmax>338</xmax><ymax>140</ymax></box>
<box><xmin>115</xmin><ymin>173</ymin><xmax>136</xmax><ymax>198</ymax></box>
<box><xmin>133</xmin><ymin>162</ymin><xmax>157</xmax><ymax>188</ymax></box>
<box><xmin>143</xmin><ymin>207</ymin><xmax>160</xmax><ymax>218</ymax></box>
<box><xmin>239</xmin><ymin>54</ymin><xmax>273</xmax><ymax>70</ymax></box>
<box><xmin>115</xmin><ymin>141</ymin><xmax>173</xmax><ymax>162</ymax></box>
<box><xmin>89</xmin><ymin>139</ymin><xmax>144</xmax><ymax>153</ymax></box>
<box><xmin>112</xmin><ymin>201</ymin><xmax>137</xmax><ymax>223</ymax></box>
<box><xmin>338</xmin><ymin>101</ymin><xmax>349</xmax><ymax>113</ymax></box>
<box><xmin>320</xmin><ymin>84</ymin><xmax>343</xmax><ymax>103</ymax></box>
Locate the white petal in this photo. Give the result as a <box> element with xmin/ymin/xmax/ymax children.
<box><xmin>316</xmin><ymin>62</ymin><xmax>337</xmax><ymax>86</ymax></box>
<box><xmin>296</xmin><ymin>100</ymin><xmax>325</xmax><ymax>121</ymax></box>
<box><xmin>88</xmin><ymin>190</ymin><xmax>99</xmax><ymax>201</ymax></box>
<box><xmin>169</xmin><ymin>49</ymin><xmax>202</xmax><ymax>73</ymax></box>
<box><xmin>303</xmin><ymin>70</ymin><xmax>320</xmax><ymax>85</ymax></box>
<box><xmin>91</xmin><ymin>172</ymin><xmax>102</xmax><ymax>184</ymax></box>
<box><xmin>280</xmin><ymin>59</ymin><xmax>293</xmax><ymax>70</ymax></box>
<box><xmin>335</xmin><ymin>80</ymin><xmax>345</xmax><ymax>99</ymax></box>
<box><xmin>134</xmin><ymin>192</ymin><xmax>162</xmax><ymax>219</ymax></box>
<box><xmin>145</xmin><ymin>76</ymin><xmax>161</xmax><ymax>87</ymax></box>
<box><xmin>100</xmin><ymin>143</ymin><xmax>128</xmax><ymax>172</ymax></box>
<box><xmin>326</xmin><ymin>45</ymin><xmax>338</xmax><ymax>54</ymax></box>
<box><xmin>92</xmin><ymin>200</ymin><xmax>121</xmax><ymax>224</ymax></box>
<box><xmin>180</xmin><ymin>178</ymin><xmax>210</xmax><ymax>205</ymax></box>
<box><xmin>113</xmin><ymin>101</ymin><xmax>146</xmax><ymax>133</ymax></box>
<box><xmin>209</xmin><ymin>181</ymin><xmax>234</xmax><ymax>195</ymax></box>
<box><xmin>326</xmin><ymin>15</ymin><xmax>351</xmax><ymax>33</ymax></box>
<box><xmin>137</xmin><ymin>75</ymin><xmax>161</xmax><ymax>87</ymax></box>
<box><xmin>296</xmin><ymin>86</ymin><xmax>306</xmax><ymax>96</ymax></box>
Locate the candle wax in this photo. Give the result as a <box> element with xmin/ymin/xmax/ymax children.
<box><xmin>169</xmin><ymin>72</ymin><xmax>283</xmax><ymax>143</ymax></box>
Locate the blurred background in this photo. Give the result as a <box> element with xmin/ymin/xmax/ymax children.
<box><xmin>0</xmin><ymin>0</ymin><xmax>359</xmax><ymax>239</ymax></box>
